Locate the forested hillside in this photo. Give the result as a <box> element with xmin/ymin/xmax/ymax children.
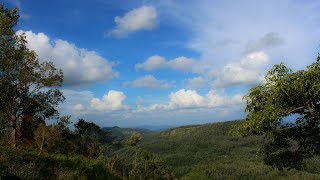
<box><xmin>128</xmin><ymin>120</ymin><xmax>320</xmax><ymax>179</ymax></box>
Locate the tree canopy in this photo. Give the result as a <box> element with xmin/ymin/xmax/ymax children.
<box><xmin>236</xmin><ymin>56</ymin><xmax>320</xmax><ymax>169</ymax></box>
<box><xmin>0</xmin><ymin>4</ymin><xmax>64</xmax><ymax>147</ymax></box>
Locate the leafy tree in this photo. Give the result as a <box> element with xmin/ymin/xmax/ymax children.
<box><xmin>34</xmin><ymin>123</ymin><xmax>62</xmax><ymax>154</ymax></box>
<box><xmin>126</xmin><ymin>133</ymin><xmax>141</xmax><ymax>146</ymax></box>
<box><xmin>0</xmin><ymin>5</ymin><xmax>64</xmax><ymax>147</ymax></box>
<box><xmin>129</xmin><ymin>150</ymin><xmax>173</xmax><ymax>180</ymax></box>
<box><xmin>74</xmin><ymin>119</ymin><xmax>111</xmax><ymax>157</ymax></box>
<box><xmin>236</xmin><ymin>56</ymin><xmax>320</xmax><ymax>169</ymax></box>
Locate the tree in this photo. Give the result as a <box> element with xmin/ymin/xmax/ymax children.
<box><xmin>74</xmin><ymin>119</ymin><xmax>111</xmax><ymax>157</ymax></box>
<box><xmin>0</xmin><ymin>4</ymin><xmax>64</xmax><ymax>147</ymax></box>
<box><xmin>34</xmin><ymin>123</ymin><xmax>62</xmax><ymax>154</ymax></box>
<box><xmin>129</xmin><ymin>150</ymin><xmax>173</xmax><ymax>180</ymax></box>
<box><xmin>126</xmin><ymin>133</ymin><xmax>141</xmax><ymax>146</ymax></box>
<box><xmin>235</xmin><ymin>56</ymin><xmax>320</xmax><ymax>169</ymax></box>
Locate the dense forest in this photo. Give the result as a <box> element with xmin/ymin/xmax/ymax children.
<box><xmin>1</xmin><ymin>3</ymin><xmax>320</xmax><ymax>179</ymax></box>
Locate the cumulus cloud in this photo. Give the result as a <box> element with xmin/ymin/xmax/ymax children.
<box><xmin>168</xmin><ymin>56</ymin><xmax>197</xmax><ymax>71</ymax></box>
<box><xmin>135</xmin><ymin>55</ymin><xmax>167</xmax><ymax>70</ymax></box>
<box><xmin>169</xmin><ymin>89</ymin><xmax>205</xmax><ymax>107</ymax></box>
<box><xmin>108</xmin><ymin>6</ymin><xmax>157</xmax><ymax>37</ymax></box>
<box><xmin>18</xmin><ymin>30</ymin><xmax>118</xmax><ymax>86</ymax></box>
<box><xmin>126</xmin><ymin>75</ymin><xmax>174</xmax><ymax>89</ymax></box>
<box><xmin>135</xmin><ymin>55</ymin><xmax>196</xmax><ymax>72</ymax></box>
<box><xmin>186</xmin><ymin>76</ymin><xmax>206</xmax><ymax>89</ymax></box>
<box><xmin>212</xmin><ymin>51</ymin><xmax>269</xmax><ymax>88</ymax></box>
<box><xmin>240</xmin><ymin>51</ymin><xmax>269</xmax><ymax>67</ymax></box>
<box><xmin>136</xmin><ymin>89</ymin><xmax>244</xmax><ymax>112</ymax></box>
<box><xmin>91</xmin><ymin>90</ymin><xmax>127</xmax><ymax>111</ymax></box>
<box><xmin>72</xmin><ymin>104</ymin><xmax>85</xmax><ymax>111</ymax></box>
<box><xmin>245</xmin><ymin>32</ymin><xmax>284</xmax><ymax>53</ymax></box>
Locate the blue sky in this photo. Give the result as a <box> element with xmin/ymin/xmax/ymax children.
<box><xmin>4</xmin><ymin>0</ymin><xmax>320</xmax><ymax>127</ymax></box>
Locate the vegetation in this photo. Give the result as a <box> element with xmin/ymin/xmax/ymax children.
<box><xmin>0</xmin><ymin>146</ymin><xmax>120</xmax><ymax>179</ymax></box>
<box><xmin>102</xmin><ymin>126</ymin><xmax>150</xmax><ymax>141</ymax></box>
<box><xmin>236</xmin><ymin>57</ymin><xmax>320</xmax><ymax>169</ymax></box>
<box><xmin>0</xmin><ymin>4</ymin><xmax>64</xmax><ymax>148</ymax></box>
<box><xmin>134</xmin><ymin>120</ymin><xmax>320</xmax><ymax>179</ymax></box>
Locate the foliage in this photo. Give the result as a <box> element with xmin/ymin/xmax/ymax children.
<box><xmin>102</xmin><ymin>126</ymin><xmax>150</xmax><ymax>141</ymax></box>
<box><xmin>0</xmin><ymin>146</ymin><xmax>121</xmax><ymax>179</ymax></box>
<box><xmin>132</xmin><ymin>120</ymin><xmax>320</xmax><ymax>179</ymax></box>
<box><xmin>126</xmin><ymin>133</ymin><xmax>141</xmax><ymax>146</ymax></box>
<box><xmin>33</xmin><ymin>123</ymin><xmax>62</xmax><ymax>154</ymax></box>
<box><xmin>0</xmin><ymin>4</ymin><xmax>64</xmax><ymax>147</ymax></box>
<box><xmin>109</xmin><ymin>147</ymin><xmax>173</xmax><ymax>180</ymax></box>
<box><xmin>74</xmin><ymin>119</ymin><xmax>112</xmax><ymax>157</ymax></box>
<box><xmin>236</xmin><ymin>57</ymin><xmax>320</xmax><ymax>169</ymax></box>
<box><xmin>129</xmin><ymin>149</ymin><xmax>173</xmax><ymax>179</ymax></box>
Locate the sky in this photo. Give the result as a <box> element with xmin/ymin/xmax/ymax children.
<box><xmin>4</xmin><ymin>0</ymin><xmax>320</xmax><ymax>128</ymax></box>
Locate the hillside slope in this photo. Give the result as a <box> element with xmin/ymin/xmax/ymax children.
<box><xmin>102</xmin><ymin>126</ymin><xmax>150</xmax><ymax>140</ymax></box>
<box><xmin>136</xmin><ymin>120</ymin><xmax>320</xmax><ymax>179</ymax></box>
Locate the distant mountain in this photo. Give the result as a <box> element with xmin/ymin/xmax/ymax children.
<box><xmin>102</xmin><ymin>126</ymin><xmax>150</xmax><ymax>140</ymax></box>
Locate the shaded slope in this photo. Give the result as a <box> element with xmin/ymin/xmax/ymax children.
<box><xmin>102</xmin><ymin>126</ymin><xmax>150</xmax><ymax>140</ymax></box>
<box><xmin>137</xmin><ymin>120</ymin><xmax>320</xmax><ymax>179</ymax></box>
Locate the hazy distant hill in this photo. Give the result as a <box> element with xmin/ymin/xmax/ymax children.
<box><xmin>135</xmin><ymin>125</ymin><xmax>173</xmax><ymax>131</ymax></box>
<box><xmin>102</xmin><ymin>126</ymin><xmax>151</xmax><ymax>140</ymax></box>
<box><xmin>133</xmin><ymin>120</ymin><xmax>320</xmax><ymax>179</ymax></box>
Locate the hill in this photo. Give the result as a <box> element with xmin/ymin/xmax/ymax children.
<box><xmin>102</xmin><ymin>126</ymin><xmax>151</xmax><ymax>140</ymax></box>
<box><xmin>135</xmin><ymin>125</ymin><xmax>173</xmax><ymax>132</ymax></box>
<box><xmin>132</xmin><ymin>120</ymin><xmax>320</xmax><ymax>179</ymax></box>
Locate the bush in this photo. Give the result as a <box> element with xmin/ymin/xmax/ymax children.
<box><xmin>0</xmin><ymin>146</ymin><xmax>121</xmax><ymax>179</ymax></box>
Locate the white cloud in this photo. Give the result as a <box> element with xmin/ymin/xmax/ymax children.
<box><xmin>136</xmin><ymin>89</ymin><xmax>244</xmax><ymax>112</ymax></box>
<box><xmin>135</xmin><ymin>55</ymin><xmax>197</xmax><ymax>72</ymax></box>
<box><xmin>241</xmin><ymin>51</ymin><xmax>269</xmax><ymax>67</ymax></box>
<box><xmin>91</xmin><ymin>90</ymin><xmax>127</xmax><ymax>111</ymax></box>
<box><xmin>212</xmin><ymin>51</ymin><xmax>269</xmax><ymax>88</ymax></box>
<box><xmin>135</xmin><ymin>55</ymin><xmax>167</xmax><ymax>70</ymax></box>
<box><xmin>109</xmin><ymin>6</ymin><xmax>157</xmax><ymax>37</ymax></box>
<box><xmin>18</xmin><ymin>30</ymin><xmax>118</xmax><ymax>86</ymax></box>
<box><xmin>127</xmin><ymin>75</ymin><xmax>174</xmax><ymax>89</ymax></box>
<box><xmin>206</xmin><ymin>90</ymin><xmax>243</xmax><ymax>108</ymax></box>
<box><xmin>169</xmin><ymin>89</ymin><xmax>205</xmax><ymax>108</ymax></box>
<box><xmin>186</xmin><ymin>76</ymin><xmax>206</xmax><ymax>89</ymax></box>
<box><xmin>72</xmin><ymin>104</ymin><xmax>85</xmax><ymax>111</ymax></box>
<box><xmin>168</xmin><ymin>56</ymin><xmax>196</xmax><ymax>71</ymax></box>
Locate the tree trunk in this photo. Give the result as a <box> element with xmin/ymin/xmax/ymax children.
<box><xmin>10</xmin><ymin>116</ymin><xmax>17</xmax><ymax>148</ymax></box>
<box><xmin>38</xmin><ymin>136</ymin><xmax>44</xmax><ymax>155</ymax></box>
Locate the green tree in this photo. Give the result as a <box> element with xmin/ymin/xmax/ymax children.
<box><xmin>34</xmin><ymin>123</ymin><xmax>63</xmax><ymax>154</ymax></box>
<box><xmin>236</xmin><ymin>56</ymin><xmax>320</xmax><ymax>169</ymax></box>
<box><xmin>129</xmin><ymin>150</ymin><xmax>173</xmax><ymax>180</ymax></box>
<box><xmin>0</xmin><ymin>5</ymin><xmax>64</xmax><ymax>147</ymax></box>
<box><xmin>126</xmin><ymin>132</ymin><xmax>141</xmax><ymax>146</ymax></box>
<box><xmin>74</xmin><ymin>119</ymin><xmax>111</xmax><ymax>157</ymax></box>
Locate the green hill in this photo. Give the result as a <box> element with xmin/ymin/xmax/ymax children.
<box><xmin>134</xmin><ymin>120</ymin><xmax>320</xmax><ymax>179</ymax></box>
<box><xmin>102</xmin><ymin>126</ymin><xmax>151</xmax><ymax>140</ymax></box>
